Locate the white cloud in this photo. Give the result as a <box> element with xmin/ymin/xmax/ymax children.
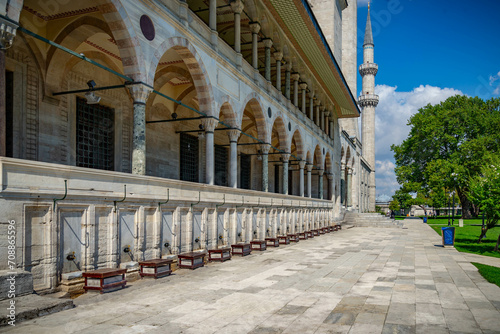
<box><xmin>490</xmin><ymin>71</ymin><xmax>500</xmax><ymax>95</ymax></box>
<box><xmin>357</xmin><ymin>0</ymin><xmax>370</xmax><ymax>6</ymax></box>
<box><xmin>373</xmin><ymin>84</ymin><xmax>463</xmax><ymax>199</ymax></box>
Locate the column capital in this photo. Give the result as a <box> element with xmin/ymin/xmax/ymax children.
<box><xmin>0</xmin><ymin>17</ymin><xmax>18</xmax><ymax>50</ymax></box>
<box><xmin>291</xmin><ymin>73</ymin><xmax>300</xmax><ymax>82</ymax></box>
<box><xmin>285</xmin><ymin>62</ymin><xmax>292</xmax><ymax>71</ymax></box>
<box><xmin>273</xmin><ymin>51</ymin><xmax>283</xmax><ymax>61</ymax></box>
<box><xmin>202</xmin><ymin>117</ymin><xmax>218</xmax><ymax>132</ymax></box>
<box><xmin>230</xmin><ymin>0</ymin><xmax>244</xmax><ymax>14</ymax></box>
<box><xmin>306</xmin><ymin>164</ymin><xmax>313</xmax><ymax>172</ymax></box>
<box><xmin>249</xmin><ymin>22</ymin><xmax>261</xmax><ymax>34</ymax></box>
<box><xmin>324</xmin><ymin>111</ymin><xmax>331</xmax><ymax>117</ymax></box>
<box><xmin>315</xmin><ymin>100</ymin><xmax>321</xmax><ymax>107</ymax></box>
<box><xmin>263</xmin><ymin>38</ymin><xmax>273</xmax><ymax>49</ymax></box>
<box><xmin>227</xmin><ymin>129</ymin><xmax>241</xmax><ymax>142</ymax></box>
<box><xmin>318</xmin><ymin>169</ymin><xmax>324</xmax><ymax>176</ymax></box>
<box><xmin>128</xmin><ymin>83</ymin><xmax>152</xmax><ymax>104</ymax></box>
<box><xmin>327</xmin><ymin>174</ymin><xmax>334</xmax><ymax>180</ymax></box>
<box><xmin>299</xmin><ymin>82</ymin><xmax>308</xmax><ymax>90</ymax></box>
<box><xmin>299</xmin><ymin>161</ymin><xmax>306</xmax><ymax>169</ymax></box>
<box><xmin>309</xmin><ymin>90</ymin><xmax>315</xmax><ymax>98</ymax></box>
<box><xmin>260</xmin><ymin>143</ymin><xmax>271</xmax><ymax>154</ymax></box>
<box><xmin>281</xmin><ymin>153</ymin><xmax>290</xmax><ymax>163</ymax></box>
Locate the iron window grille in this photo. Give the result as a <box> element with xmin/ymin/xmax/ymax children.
<box><xmin>240</xmin><ymin>153</ymin><xmax>251</xmax><ymax>189</ymax></box>
<box><xmin>76</xmin><ymin>97</ymin><xmax>114</xmax><ymax>170</ymax></box>
<box><xmin>214</xmin><ymin>144</ymin><xmax>228</xmax><ymax>186</ymax></box>
<box><xmin>180</xmin><ymin>133</ymin><xmax>199</xmax><ymax>182</ymax></box>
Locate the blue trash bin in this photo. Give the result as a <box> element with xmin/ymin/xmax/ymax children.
<box><xmin>423</xmin><ymin>217</ymin><xmax>428</xmax><ymax>224</ymax></box>
<box><xmin>441</xmin><ymin>227</ymin><xmax>455</xmax><ymax>247</ymax></box>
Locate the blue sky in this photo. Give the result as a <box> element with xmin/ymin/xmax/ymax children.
<box><xmin>355</xmin><ymin>0</ymin><xmax>500</xmax><ymax>201</ymax></box>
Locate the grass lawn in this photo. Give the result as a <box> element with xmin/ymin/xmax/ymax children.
<box><xmin>471</xmin><ymin>263</ymin><xmax>500</xmax><ymax>288</ymax></box>
<box><xmin>430</xmin><ymin>224</ymin><xmax>500</xmax><ymax>259</ymax></box>
<box><xmin>424</xmin><ymin>217</ymin><xmax>483</xmax><ymax>225</ymax></box>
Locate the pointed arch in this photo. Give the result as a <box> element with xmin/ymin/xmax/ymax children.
<box><xmin>241</xmin><ymin>93</ymin><xmax>267</xmax><ymax>142</ymax></box>
<box><xmin>148</xmin><ymin>37</ymin><xmax>214</xmax><ymax>115</ymax></box>
<box><xmin>271</xmin><ymin>116</ymin><xmax>287</xmax><ymax>150</ymax></box>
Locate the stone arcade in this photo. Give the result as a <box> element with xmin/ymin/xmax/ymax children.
<box><xmin>0</xmin><ymin>0</ymin><xmax>376</xmax><ymax>294</ymax></box>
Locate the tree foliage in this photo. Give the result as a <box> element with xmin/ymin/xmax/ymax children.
<box><xmin>391</xmin><ymin>95</ymin><xmax>500</xmax><ymax>218</ymax></box>
<box><xmin>389</xmin><ymin>199</ymin><xmax>400</xmax><ymax>212</ymax></box>
<box><xmin>468</xmin><ymin>155</ymin><xmax>500</xmax><ymax>250</ymax></box>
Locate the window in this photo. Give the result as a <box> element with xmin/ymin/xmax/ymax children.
<box><xmin>76</xmin><ymin>97</ymin><xmax>114</xmax><ymax>170</ymax></box>
<box><xmin>214</xmin><ymin>144</ymin><xmax>228</xmax><ymax>186</ymax></box>
<box><xmin>180</xmin><ymin>133</ymin><xmax>199</xmax><ymax>182</ymax></box>
<box><xmin>240</xmin><ymin>153</ymin><xmax>251</xmax><ymax>189</ymax></box>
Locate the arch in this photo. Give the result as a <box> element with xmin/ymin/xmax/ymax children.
<box><xmin>148</xmin><ymin>37</ymin><xmax>214</xmax><ymax>115</ymax></box>
<box><xmin>290</xmin><ymin>129</ymin><xmax>304</xmax><ymax>160</ymax></box>
<box><xmin>4</xmin><ymin>0</ymin><xmax>23</xmax><ymax>21</ymax></box>
<box><xmin>240</xmin><ymin>93</ymin><xmax>267</xmax><ymax>142</ymax></box>
<box><xmin>313</xmin><ymin>145</ymin><xmax>323</xmax><ymax>168</ymax></box>
<box><xmin>219</xmin><ymin>101</ymin><xmax>238</xmax><ymax>128</ymax></box>
<box><xmin>324</xmin><ymin>152</ymin><xmax>333</xmax><ymax>174</ymax></box>
<box><xmin>270</xmin><ymin>116</ymin><xmax>287</xmax><ymax>150</ymax></box>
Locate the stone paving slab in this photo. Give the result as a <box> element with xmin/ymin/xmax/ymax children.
<box><xmin>3</xmin><ymin>220</ymin><xmax>500</xmax><ymax>333</ymax></box>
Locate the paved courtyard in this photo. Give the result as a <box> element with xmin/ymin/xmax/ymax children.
<box><xmin>5</xmin><ymin>220</ymin><xmax>500</xmax><ymax>334</ymax></box>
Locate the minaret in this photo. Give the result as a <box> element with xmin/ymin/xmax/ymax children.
<box><xmin>359</xmin><ymin>3</ymin><xmax>379</xmax><ymax>212</ymax></box>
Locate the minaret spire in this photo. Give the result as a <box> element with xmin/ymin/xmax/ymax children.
<box><xmin>358</xmin><ymin>4</ymin><xmax>379</xmax><ymax>212</ymax></box>
<box><xmin>363</xmin><ymin>3</ymin><xmax>374</xmax><ymax>47</ymax></box>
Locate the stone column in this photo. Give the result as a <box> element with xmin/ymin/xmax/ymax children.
<box><xmin>327</xmin><ymin>174</ymin><xmax>334</xmax><ymax>201</ymax></box>
<box><xmin>315</xmin><ymin>103</ymin><xmax>321</xmax><ymax>127</ymax></box>
<box><xmin>129</xmin><ymin>84</ymin><xmax>153</xmax><ymax>175</ymax></box>
<box><xmin>341</xmin><ymin>163</ymin><xmax>346</xmax><ymax>206</ymax></box>
<box><xmin>324</xmin><ymin>111</ymin><xmax>330</xmax><ymax>135</ymax></box>
<box><xmin>230</xmin><ymin>0</ymin><xmax>244</xmax><ymax>54</ymax></box>
<box><xmin>209</xmin><ymin>0</ymin><xmax>217</xmax><ymax>30</ymax></box>
<box><xmin>318</xmin><ymin>169</ymin><xmax>324</xmax><ymax>199</ymax></box>
<box><xmin>306</xmin><ymin>164</ymin><xmax>313</xmax><ymax>198</ymax></box>
<box><xmin>249</xmin><ymin>22</ymin><xmax>260</xmax><ymax>70</ymax></box>
<box><xmin>320</xmin><ymin>108</ymin><xmax>325</xmax><ymax>132</ymax></box>
<box><xmin>300</xmin><ymin>83</ymin><xmax>307</xmax><ymax>114</ymax></box>
<box><xmin>274</xmin><ymin>51</ymin><xmax>283</xmax><ymax>91</ymax></box>
<box><xmin>261</xmin><ymin>144</ymin><xmax>271</xmax><ymax>192</ymax></box>
<box><xmin>285</xmin><ymin>63</ymin><xmax>291</xmax><ymax>100</ymax></box>
<box><xmin>347</xmin><ymin>168</ymin><xmax>353</xmax><ymax>207</ymax></box>
<box><xmin>282</xmin><ymin>154</ymin><xmax>290</xmax><ymax>195</ymax></box>
<box><xmin>202</xmin><ymin>118</ymin><xmax>218</xmax><ymax>185</ymax></box>
<box><xmin>198</xmin><ymin>132</ymin><xmax>206</xmax><ymax>183</ymax></box>
<box><xmin>0</xmin><ymin>17</ymin><xmax>17</xmax><ymax>157</ymax></box>
<box><xmin>329</xmin><ymin>120</ymin><xmax>334</xmax><ymax>139</ymax></box>
<box><xmin>308</xmin><ymin>91</ymin><xmax>314</xmax><ymax>120</ymax></box>
<box><xmin>263</xmin><ymin>39</ymin><xmax>273</xmax><ymax>82</ymax></box>
<box><xmin>299</xmin><ymin>161</ymin><xmax>306</xmax><ymax>197</ymax></box>
<box><xmin>292</xmin><ymin>73</ymin><xmax>300</xmax><ymax>107</ymax></box>
<box><xmin>228</xmin><ymin>129</ymin><xmax>241</xmax><ymax>188</ymax></box>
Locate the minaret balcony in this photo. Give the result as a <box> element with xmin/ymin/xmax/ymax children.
<box><xmin>358</xmin><ymin>94</ymin><xmax>379</xmax><ymax>107</ymax></box>
<box><xmin>359</xmin><ymin>63</ymin><xmax>378</xmax><ymax>76</ymax></box>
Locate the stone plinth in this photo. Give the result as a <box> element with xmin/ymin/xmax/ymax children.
<box><xmin>250</xmin><ymin>240</ymin><xmax>266</xmax><ymax>251</ymax></box>
<box><xmin>231</xmin><ymin>243</ymin><xmax>251</xmax><ymax>256</ymax></box>
<box><xmin>139</xmin><ymin>259</ymin><xmax>173</xmax><ymax>278</ymax></box>
<box><xmin>83</xmin><ymin>268</ymin><xmax>127</xmax><ymax>294</ymax></box>
<box><xmin>265</xmin><ymin>238</ymin><xmax>279</xmax><ymax>247</ymax></box>
<box><xmin>208</xmin><ymin>248</ymin><xmax>231</xmax><ymax>262</ymax></box>
<box><xmin>178</xmin><ymin>252</ymin><xmax>206</xmax><ymax>270</ymax></box>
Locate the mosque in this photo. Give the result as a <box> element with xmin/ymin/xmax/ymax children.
<box><xmin>0</xmin><ymin>0</ymin><xmax>378</xmax><ymax>293</ymax></box>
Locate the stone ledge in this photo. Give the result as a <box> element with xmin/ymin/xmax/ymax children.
<box><xmin>0</xmin><ymin>294</ymin><xmax>73</xmax><ymax>327</ymax></box>
<box><xmin>0</xmin><ymin>270</ymin><xmax>33</xmax><ymax>301</ymax></box>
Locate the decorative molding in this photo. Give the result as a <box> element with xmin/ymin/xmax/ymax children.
<box><xmin>22</xmin><ymin>5</ymin><xmax>99</xmax><ymax>21</ymax></box>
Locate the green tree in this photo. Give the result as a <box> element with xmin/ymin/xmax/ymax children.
<box><xmin>468</xmin><ymin>155</ymin><xmax>500</xmax><ymax>250</ymax></box>
<box><xmin>392</xmin><ymin>95</ymin><xmax>500</xmax><ymax>218</ymax></box>
<box><xmin>393</xmin><ymin>189</ymin><xmax>412</xmax><ymax>214</ymax></box>
<box><xmin>389</xmin><ymin>199</ymin><xmax>400</xmax><ymax>212</ymax></box>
